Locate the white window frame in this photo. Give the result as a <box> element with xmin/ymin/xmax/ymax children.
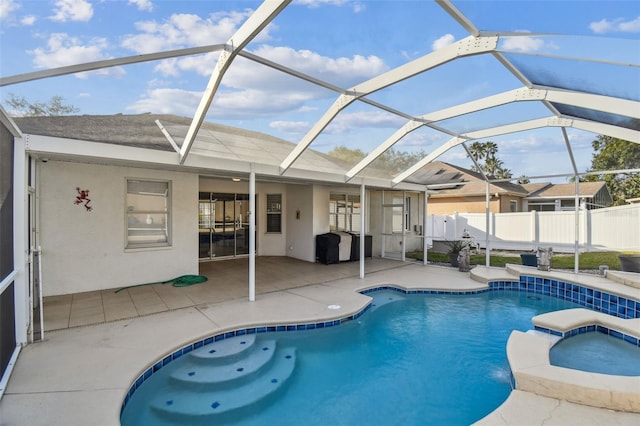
<box><xmin>266</xmin><ymin>193</ymin><xmax>282</xmax><ymax>233</ymax></box>
<box><xmin>125</xmin><ymin>179</ymin><xmax>171</xmax><ymax>249</ymax></box>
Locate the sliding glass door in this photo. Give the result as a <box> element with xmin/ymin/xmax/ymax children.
<box><xmin>199</xmin><ymin>192</ymin><xmax>251</xmax><ymax>259</ymax></box>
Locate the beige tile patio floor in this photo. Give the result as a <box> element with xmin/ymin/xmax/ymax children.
<box><xmin>41</xmin><ymin>256</ymin><xmax>407</xmax><ymax>332</ymax></box>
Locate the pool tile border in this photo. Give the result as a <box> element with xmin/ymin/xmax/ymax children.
<box><xmin>533</xmin><ymin>323</ymin><xmax>640</xmax><ymax>347</ymax></box>
<box><xmin>121</xmin><ymin>276</ymin><xmax>640</xmax><ymax>417</ymax></box>
<box><xmin>488</xmin><ymin>275</ymin><xmax>640</xmax><ymax>319</ymax></box>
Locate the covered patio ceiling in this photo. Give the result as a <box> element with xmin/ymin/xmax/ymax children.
<box><xmin>1</xmin><ymin>0</ymin><xmax>639</xmax><ymax>188</ymax></box>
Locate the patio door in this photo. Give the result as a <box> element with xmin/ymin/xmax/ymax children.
<box><xmin>199</xmin><ymin>192</ymin><xmax>251</xmax><ymax>260</ymax></box>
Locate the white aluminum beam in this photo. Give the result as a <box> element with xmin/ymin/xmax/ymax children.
<box><xmin>571</xmin><ymin>119</ymin><xmax>639</xmax><ymax>143</ymax></box>
<box><xmin>279</xmin><ymin>35</ymin><xmax>498</xmax><ymax>174</ymax></box>
<box><xmin>0</xmin><ymin>45</ymin><xmax>226</xmax><ymax>87</ymax></box>
<box><xmin>179</xmin><ymin>0</ymin><xmax>291</xmax><ymax>164</ymax></box>
<box><xmin>392</xmin><ymin>115</ymin><xmax>639</xmax><ymax>186</ymax></box>
<box><xmin>544</xmin><ymin>90</ymin><xmax>640</xmax><ymax>118</ymax></box>
<box><xmin>436</xmin><ymin>0</ymin><xmax>480</xmax><ymax>37</ymax></box>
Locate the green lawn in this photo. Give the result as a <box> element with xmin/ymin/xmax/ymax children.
<box><xmin>406</xmin><ymin>250</ymin><xmax>635</xmax><ymax>271</ymax></box>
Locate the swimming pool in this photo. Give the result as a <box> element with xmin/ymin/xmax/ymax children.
<box><xmin>550</xmin><ymin>331</ymin><xmax>640</xmax><ymax>376</ymax></box>
<box><xmin>121</xmin><ymin>289</ymin><xmax>583</xmax><ymax>425</ymax></box>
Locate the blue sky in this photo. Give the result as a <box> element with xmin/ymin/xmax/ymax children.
<box><xmin>1</xmin><ymin>0</ymin><xmax>638</xmax><ymax>180</ymax></box>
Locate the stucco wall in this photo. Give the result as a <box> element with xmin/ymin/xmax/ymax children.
<box><xmin>39</xmin><ymin>160</ymin><xmax>198</xmax><ymax>296</ymax></box>
<box><xmin>285</xmin><ymin>184</ymin><xmax>315</xmax><ymax>262</ymax></box>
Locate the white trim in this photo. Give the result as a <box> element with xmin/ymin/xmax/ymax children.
<box><xmin>0</xmin><ymin>345</ymin><xmax>22</xmax><ymax>400</ymax></box>
<box><xmin>13</xmin><ymin>137</ymin><xmax>28</xmax><ymax>345</ymax></box>
<box><xmin>0</xmin><ymin>271</ymin><xmax>17</xmax><ymax>294</ymax></box>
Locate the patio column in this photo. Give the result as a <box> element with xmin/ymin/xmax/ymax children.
<box><xmin>13</xmin><ymin>137</ymin><xmax>28</xmax><ymax>345</ymax></box>
<box><xmin>485</xmin><ymin>181</ymin><xmax>490</xmax><ymax>267</ymax></box>
<box><xmin>359</xmin><ymin>182</ymin><xmax>366</xmax><ymax>278</ymax></box>
<box><xmin>574</xmin><ymin>179</ymin><xmax>580</xmax><ymax>274</ymax></box>
<box><xmin>249</xmin><ymin>167</ymin><xmax>256</xmax><ymax>301</ymax></box>
<box><xmin>424</xmin><ymin>191</ymin><xmax>429</xmax><ymax>265</ymax></box>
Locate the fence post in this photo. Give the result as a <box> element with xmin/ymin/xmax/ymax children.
<box><xmin>530</xmin><ymin>210</ymin><xmax>537</xmax><ymax>250</ymax></box>
<box><xmin>583</xmin><ymin>208</ymin><xmax>590</xmax><ymax>252</ymax></box>
<box><xmin>453</xmin><ymin>211</ymin><xmax>459</xmax><ymax>240</ymax></box>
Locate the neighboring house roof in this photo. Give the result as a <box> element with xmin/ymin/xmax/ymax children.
<box><xmin>525</xmin><ymin>181</ymin><xmax>610</xmax><ymax>200</ymax></box>
<box><xmin>417</xmin><ymin>161</ymin><xmax>529</xmax><ymax>198</ymax></box>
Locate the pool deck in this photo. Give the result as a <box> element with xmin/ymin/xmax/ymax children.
<box><xmin>1</xmin><ymin>257</ymin><xmax>639</xmax><ymax>426</ymax></box>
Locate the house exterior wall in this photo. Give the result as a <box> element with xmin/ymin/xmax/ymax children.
<box><xmin>425</xmin><ymin>196</ymin><xmax>501</xmax><ymax>214</ymax></box>
<box><xmin>39</xmin><ymin>160</ymin><xmax>198</xmax><ymax>296</ymax></box>
<box><xmin>285</xmin><ymin>183</ymin><xmax>315</xmax><ymax>262</ymax></box>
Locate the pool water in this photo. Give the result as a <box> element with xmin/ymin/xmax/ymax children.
<box><xmin>121</xmin><ymin>290</ymin><xmax>582</xmax><ymax>426</ymax></box>
<box><xmin>550</xmin><ymin>332</ymin><xmax>640</xmax><ymax>376</ymax></box>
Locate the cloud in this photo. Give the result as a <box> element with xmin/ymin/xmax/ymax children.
<box><xmin>432</xmin><ymin>34</ymin><xmax>455</xmax><ymax>51</ymax></box>
<box><xmin>128</xmin><ymin>0</ymin><xmax>153</xmax><ymax>12</ymax></box>
<box><xmin>269</xmin><ymin>120</ymin><xmax>311</xmax><ymax>134</ymax></box>
<box><xmin>294</xmin><ymin>0</ymin><xmax>366</xmax><ymax>13</ymax></box>
<box><xmin>21</xmin><ymin>15</ymin><xmax>36</xmax><ymax>25</ymax></box>
<box><xmin>0</xmin><ymin>0</ymin><xmax>19</xmax><ymax>20</ymax></box>
<box><xmin>590</xmin><ymin>16</ymin><xmax>640</xmax><ymax>34</ymax></box>
<box><xmin>145</xmin><ymin>44</ymin><xmax>388</xmax><ymax>120</ymax></box>
<box><xmin>126</xmin><ymin>88</ymin><xmax>202</xmax><ymax>115</ymax></box>
<box><xmin>325</xmin><ymin>110</ymin><xmax>406</xmax><ymax>134</ymax></box>
<box><xmin>121</xmin><ymin>9</ymin><xmax>264</xmax><ymax>54</ymax></box>
<box><xmin>501</xmin><ymin>35</ymin><xmax>546</xmax><ymax>52</ymax></box>
<box><xmin>126</xmin><ymin>85</ymin><xmax>320</xmax><ymax>119</ymax></box>
<box><xmin>28</xmin><ymin>33</ymin><xmax>125</xmax><ymax>78</ymax></box>
<box><xmin>50</xmin><ymin>0</ymin><xmax>93</xmax><ymax>22</ymax></box>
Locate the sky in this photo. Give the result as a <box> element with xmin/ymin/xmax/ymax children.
<box><xmin>0</xmin><ymin>0</ymin><xmax>638</xmax><ymax>181</ymax></box>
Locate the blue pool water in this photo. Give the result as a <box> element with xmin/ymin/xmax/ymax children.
<box><xmin>121</xmin><ymin>290</ymin><xmax>583</xmax><ymax>426</ymax></box>
<box><xmin>550</xmin><ymin>332</ymin><xmax>640</xmax><ymax>376</ymax></box>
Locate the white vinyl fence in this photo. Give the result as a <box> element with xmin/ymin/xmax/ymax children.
<box><xmin>425</xmin><ymin>204</ymin><xmax>639</xmax><ymax>253</ymax></box>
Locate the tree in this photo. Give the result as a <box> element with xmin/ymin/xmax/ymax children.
<box><xmin>581</xmin><ymin>135</ymin><xmax>640</xmax><ymax>206</ymax></box>
<box><xmin>466</xmin><ymin>141</ymin><xmax>512</xmax><ymax>179</ymax></box>
<box><xmin>5</xmin><ymin>93</ymin><xmax>79</xmax><ymax>116</ymax></box>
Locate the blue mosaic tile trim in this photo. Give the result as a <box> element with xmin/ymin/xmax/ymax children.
<box><xmin>534</xmin><ymin>324</ymin><xmax>640</xmax><ymax>347</ymax></box>
<box><xmin>121</xmin><ymin>306</ymin><xmax>370</xmax><ymax>415</ymax></box>
<box><xmin>488</xmin><ymin>276</ymin><xmax>640</xmax><ymax>320</ymax></box>
<box><xmin>361</xmin><ymin>285</ymin><xmax>489</xmax><ymax>296</ymax></box>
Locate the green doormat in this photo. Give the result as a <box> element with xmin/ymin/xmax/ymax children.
<box><xmin>115</xmin><ymin>275</ymin><xmax>208</xmax><ymax>293</ymax></box>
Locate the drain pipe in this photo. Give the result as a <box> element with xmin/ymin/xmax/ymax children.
<box><xmin>249</xmin><ymin>167</ymin><xmax>256</xmax><ymax>301</ymax></box>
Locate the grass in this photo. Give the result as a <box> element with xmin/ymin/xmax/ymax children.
<box><xmin>406</xmin><ymin>250</ymin><xmax>635</xmax><ymax>271</ymax></box>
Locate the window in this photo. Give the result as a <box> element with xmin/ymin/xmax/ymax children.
<box><xmin>509</xmin><ymin>200</ymin><xmax>518</xmax><ymax>212</ymax></box>
<box><xmin>266</xmin><ymin>194</ymin><xmax>282</xmax><ymax>233</ymax></box>
<box><xmin>329</xmin><ymin>193</ymin><xmax>361</xmax><ymax>232</ymax></box>
<box><xmin>126</xmin><ymin>179</ymin><xmax>170</xmax><ymax>248</ymax></box>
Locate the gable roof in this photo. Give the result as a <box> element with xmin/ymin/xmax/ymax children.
<box><xmin>525</xmin><ymin>181</ymin><xmax>611</xmax><ymax>199</ymax></box>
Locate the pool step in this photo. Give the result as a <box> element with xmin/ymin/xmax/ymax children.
<box><xmin>188</xmin><ymin>334</ymin><xmax>256</xmax><ymax>365</ymax></box>
<box><xmin>369</xmin><ymin>291</ymin><xmax>406</xmax><ymax>311</ymax></box>
<box><xmin>169</xmin><ymin>340</ymin><xmax>277</xmax><ymax>389</ymax></box>
<box><xmin>150</xmin><ymin>347</ymin><xmax>296</xmax><ymax>420</ymax></box>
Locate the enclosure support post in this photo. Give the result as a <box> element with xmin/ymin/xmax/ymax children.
<box><xmin>360</xmin><ymin>181</ymin><xmax>365</xmax><ymax>279</ymax></box>
<box><xmin>423</xmin><ymin>191</ymin><xmax>428</xmax><ymax>265</ymax></box>
<box><xmin>249</xmin><ymin>167</ymin><xmax>256</xmax><ymax>301</ymax></box>
<box><xmin>574</xmin><ymin>179</ymin><xmax>580</xmax><ymax>274</ymax></box>
<box><xmin>485</xmin><ymin>181</ymin><xmax>490</xmax><ymax>267</ymax></box>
